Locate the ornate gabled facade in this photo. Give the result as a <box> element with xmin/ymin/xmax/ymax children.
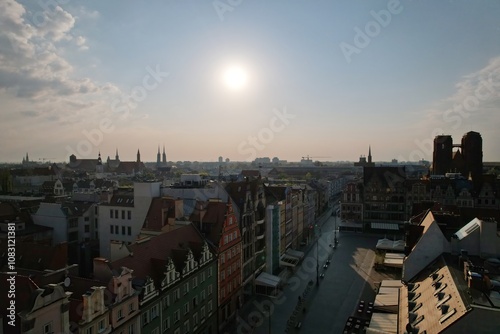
<box><xmin>363</xmin><ymin>167</ymin><xmax>407</xmax><ymax>228</ymax></box>
<box><xmin>110</xmin><ymin>224</ymin><xmax>218</xmax><ymax>334</ymax></box>
<box><xmin>340</xmin><ymin>182</ymin><xmax>363</xmax><ymax>222</ymax></box>
<box><xmin>190</xmin><ymin>199</ymin><xmax>243</xmax><ymax>331</ymax></box>
<box><xmin>18</xmin><ymin>282</ymin><xmax>72</xmax><ymax>334</ymax></box>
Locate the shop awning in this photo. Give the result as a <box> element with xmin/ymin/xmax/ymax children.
<box><xmin>371</xmin><ymin>222</ymin><xmax>400</xmax><ymax>231</ymax></box>
<box><xmin>255</xmin><ymin>272</ymin><xmax>282</xmax><ymax>288</ymax></box>
<box><xmin>280</xmin><ymin>254</ymin><xmax>299</xmax><ymax>267</ymax></box>
<box><xmin>286</xmin><ymin>249</ymin><xmax>304</xmax><ymax>260</ymax></box>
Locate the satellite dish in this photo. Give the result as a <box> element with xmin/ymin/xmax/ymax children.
<box><xmin>64</xmin><ymin>277</ymin><xmax>71</xmax><ymax>287</ymax></box>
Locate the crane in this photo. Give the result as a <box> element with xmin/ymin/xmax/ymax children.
<box><xmin>302</xmin><ymin>155</ymin><xmax>331</xmax><ymax>160</ymax></box>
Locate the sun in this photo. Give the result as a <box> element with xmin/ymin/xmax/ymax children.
<box><xmin>223</xmin><ymin>65</ymin><xmax>248</xmax><ymax>91</ymax></box>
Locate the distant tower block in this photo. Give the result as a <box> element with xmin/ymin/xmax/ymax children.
<box><xmin>432</xmin><ymin>135</ymin><xmax>453</xmax><ymax>175</ymax></box>
<box><xmin>461</xmin><ymin>131</ymin><xmax>483</xmax><ymax>183</ymax></box>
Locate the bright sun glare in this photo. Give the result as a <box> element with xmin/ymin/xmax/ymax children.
<box><xmin>223</xmin><ymin>65</ymin><xmax>248</xmax><ymax>91</ymax></box>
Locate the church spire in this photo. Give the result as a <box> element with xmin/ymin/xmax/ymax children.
<box><xmin>137</xmin><ymin>149</ymin><xmax>141</xmax><ymax>162</ymax></box>
<box><xmin>368</xmin><ymin>145</ymin><xmax>372</xmax><ymax>163</ymax></box>
<box><xmin>162</xmin><ymin>145</ymin><xmax>167</xmax><ymax>164</ymax></box>
<box><xmin>115</xmin><ymin>148</ymin><xmax>119</xmax><ymax>161</ymax></box>
<box><xmin>156</xmin><ymin>145</ymin><xmax>161</xmax><ymax>164</ymax></box>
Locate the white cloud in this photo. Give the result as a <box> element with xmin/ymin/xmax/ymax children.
<box><xmin>0</xmin><ymin>0</ymin><xmax>123</xmax><ymax>161</ymax></box>
<box><xmin>417</xmin><ymin>56</ymin><xmax>500</xmax><ymax>133</ymax></box>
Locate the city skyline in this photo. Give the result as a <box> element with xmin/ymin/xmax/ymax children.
<box><xmin>1</xmin><ymin>1</ymin><xmax>500</xmax><ymax>163</ymax></box>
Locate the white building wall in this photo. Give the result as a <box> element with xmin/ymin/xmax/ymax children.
<box><xmin>403</xmin><ymin>217</ymin><xmax>450</xmax><ymax>282</ymax></box>
<box><xmin>480</xmin><ymin>220</ymin><xmax>499</xmax><ymax>258</ymax></box>
<box><xmin>98</xmin><ymin>183</ymin><xmax>159</xmax><ymax>259</ymax></box>
<box><xmin>32</xmin><ymin>202</ymin><xmax>68</xmax><ymax>244</ymax></box>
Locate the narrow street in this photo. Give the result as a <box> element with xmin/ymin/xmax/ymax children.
<box><xmin>234</xmin><ymin>213</ymin><xmax>397</xmax><ymax>334</ymax></box>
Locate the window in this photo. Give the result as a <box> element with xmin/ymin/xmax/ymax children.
<box><xmin>122</xmin><ymin>226</ymin><xmax>126</xmax><ymax>235</ymax></box>
<box><xmin>229</xmin><ymin>233</ymin><xmax>232</xmax><ymax>242</ymax></box>
<box><xmin>115</xmin><ymin>225</ymin><xmax>119</xmax><ymax>234</ymax></box>
<box><xmin>184</xmin><ymin>302</ymin><xmax>189</xmax><ymax>314</ymax></box>
<box><xmin>192</xmin><ymin>277</ymin><xmax>197</xmax><ymax>289</ymax></box>
<box><xmin>201</xmin><ymin>306</ymin><xmax>206</xmax><ymax>320</ymax></box>
<box><xmin>208</xmin><ymin>285</ymin><xmax>213</xmax><ymax>295</ymax></box>
<box><xmin>151</xmin><ymin>328</ymin><xmax>159</xmax><ymax>334</ymax></box>
<box><xmin>151</xmin><ymin>305</ymin><xmax>159</xmax><ymax>319</ymax></box>
<box><xmin>221</xmin><ymin>271</ymin><xmax>225</xmax><ymax>281</ymax></box>
<box><xmin>221</xmin><ymin>253</ymin><xmax>225</xmax><ymax>264</ymax></box>
<box><xmin>221</xmin><ymin>287</ymin><xmax>225</xmax><ymax>299</ymax></box>
<box><xmin>208</xmin><ymin>300</ymin><xmax>213</xmax><ymax>314</ymax></box>
<box><xmin>86</xmin><ymin>327</ymin><xmax>93</xmax><ymax>334</ymax></box>
<box><xmin>201</xmin><ymin>290</ymin><xmax>206</xmax><ymax>301</ymax></box>
<box><xmin>183</xmin><ymin>320</ymin><xmax>189</xmax><ymax>334</ymax></box>
<box><xmin>110</xmin><ymin>225</ymin><xmax>113</xmax><ymax>234</ymax></box>
<box><xmin>163</xmin><ymin>317</ymin><xmax>170</xmax><ymax>332</ymax></box>
<box><xmin>229</xmin><ymin>217</ymin><xmax>233</xmax><ymax>225</ymax></box>
<box><xmin>117</xmin><ymin>308</ymin><xmax>124</xmax><ymax>320</ymax></box>
<box><xmin>128</xmin><ymin>226</ymin><xmax>131</xmax><ymax>236</ymax></box>
<box><xmin>163</xmin><ymin>295</ymin><xmax>170</xmax><ymax>310</ymax></box>
<box><xmin>193</xmin><ymin>312</ymin><xmax>198</xmax><ymax>327</ymax></box>
<box><xmin>174</xmin><ymin>288</ymin><xmax>180</xmax><ymax>301</ymax></box>
<box><xmin>85</xmin><ymin>224</ymin><xmax>90</xmax><ymax>233</ymax></box>
<box><xmin>183</xmin><ymin>282</ymin><xmax>189</xmax><ymax>295</ymax></box>
<box><xmin>192</xmin><ymin>296</ymin><xmax>198</xmax><ymax>308</ymax></box>
<box><xmin>128</xmin><ymin>210</ymin><xmax>131</xmax><ymax>219</ymax></box>
<box><xmin>201</xmin><ymin>272</ymin><xmax>205</xmax><ymax>282</ymax></box>
<box><xmin>228</xmin><ymin>266</ymin><xmax>231</xmax><ymax>276</ymax></box>
<box><xmin>115</xmin><ymin>210</ymin><xmax>118</xmax><ymax>218</ymax></box>
<box><xmin>208</xmin><ymin>267</ymin><xmax>212</xmax><ymax>277</ymax></box>
<box><xmin>224</xmin><ymin>235</ymin><xmax>228</xmax><ymax>244</ymax></box>
<box><xmin>129</xmin><ymin>302</ymin><xmax>134</xmax><ymax>314</ymax></box>
<box><xmin>128</xmin><ymin>323</ymin><xmax>135</xmax><ymax>334</ymax></box>
<box><xmin>174</xmin><ymin>310</ymin><xmax>180</xmax><ymax>323</ymax></box>
<box><xmin>233</xmin><ymin>231</ymin><xmax>237</xmax><ymax>239</ymax></box>
<box><xmin>122</xmin><ymin>210</ymin><xmax>125</xmax><ymax>219</ymax></box>
<box><xmin>110</xmin><ymin>209</ymin><xmax>113</xmax><ymax>218</ymax></box>
<box><xmin>141</xmin><ymin>310</ymin><xmax>149</xmax><ymax>327</ymax></box>
<box><xmin>98</xmin><ymin>319</ymin><xmax>105</xmax><ymax>331</ymax></box>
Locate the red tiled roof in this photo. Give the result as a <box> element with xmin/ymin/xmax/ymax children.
<box><xmin>114</xmin><ymin>161</ymin><xmax>145</xmax><ymax>174</ymax></box>
<box><xmin>143</xmin><ymin>197</ymin><xmax>177</xmax><ymax>231</ymax></box>
<box><xmin>190</xmin><ymin>201</ymin><xmax>226</xmax><ymax>247</ymax></box>
<box><xmin>111</xmin><ymin>224</ymin><xmax>211</xmax><ymax>286</ymax></box>
<box><xmin>0</xmin><ymin>241</ymin><xmax>68</xmax><ymax>271</ymax></box>
<box><xmin>0</xmin><ymin>273</ymin><xmax>39</xmax><ymax>316</ymax></box>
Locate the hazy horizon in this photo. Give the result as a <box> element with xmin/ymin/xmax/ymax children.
<box><xmin>1</xmin><ymin>1</ymin><xmax>500</xmax><ymax>163</ymax></box>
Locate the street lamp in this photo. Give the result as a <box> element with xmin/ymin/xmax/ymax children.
<box><xmin>334</xmin><ymin>215</ymin><xmax>338</xmax><ymax>245</ymax></box>
<box><xmin>264</xmin><ymin>304</ymin><xmax>271</xmax><ymax>334</ymax></box>
<box><xmin>316</xmin><ymin>225</ymin><xmax>320</xmax><ymax>286</ymax></box>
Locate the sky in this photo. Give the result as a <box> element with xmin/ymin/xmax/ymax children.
<box><xmin>1</xmin><ymin>0</ymin><xmax>500</xmax><ymax>163</ymax></box>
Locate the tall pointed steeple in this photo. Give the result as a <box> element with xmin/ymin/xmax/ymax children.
<box><xmin>157</xmin><ymin>145</ymin><xmax>161</xmax><ymax>164</ymax></box>
<box><xmin>368</xmin><ymin>145</ymin><xmax>372</xmax><ymax>163</ymax></box>
<box><xmin>162</xmin><ymin>145</ymin><xmax>167</xmax><ymax>164</ymax></box>
<box><xmin>137</xmin><ymin>149</ymin><xmax>141</xmax><ymax>162</ymax></box>
<box><xmin>115</xmin><ymin>148</ymin><xmax>119</xmax><ymax>161</ymax></box>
